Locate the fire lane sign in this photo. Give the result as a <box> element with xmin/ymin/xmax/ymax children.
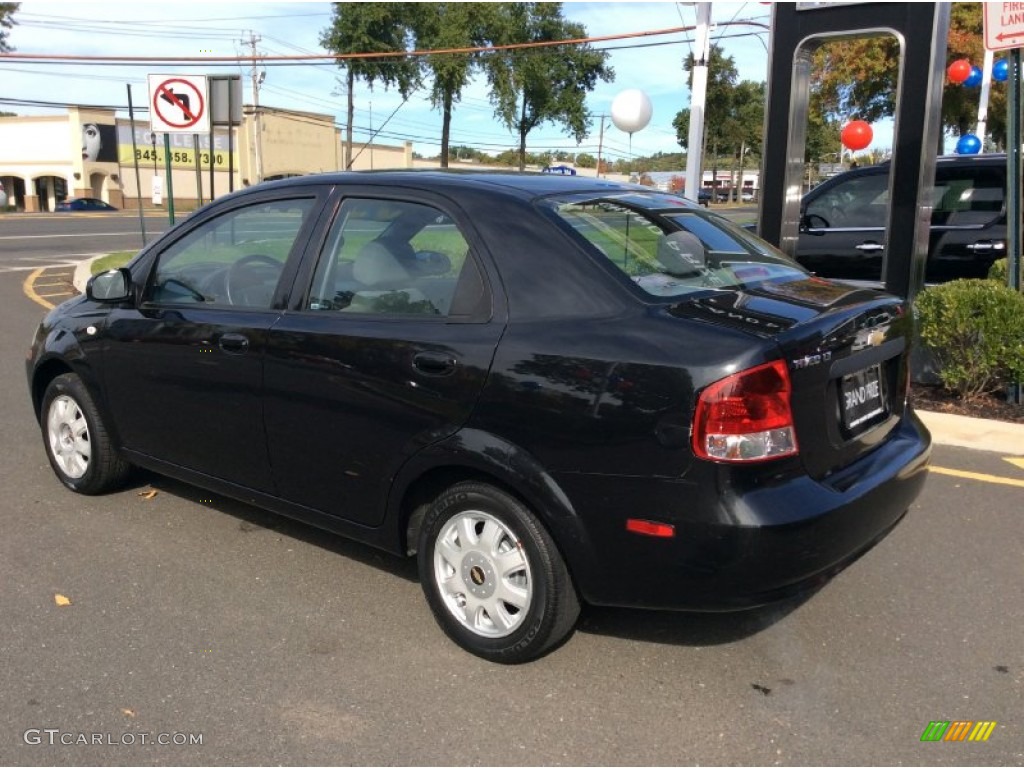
<box><xmin>148</xmin><ymin>74</ymin><xmax>209</xmax><ymax>133</ymax></box>
<box><xmin>984</xmin><ymin>3</ymin><xmax>1024</xmax><ymax>52</ymax></box>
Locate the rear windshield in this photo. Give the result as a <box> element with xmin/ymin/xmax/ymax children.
<box><xmin>545</xmin><ymin>194</ymin><xmax>807</xmax><ymax>298</ymax></box>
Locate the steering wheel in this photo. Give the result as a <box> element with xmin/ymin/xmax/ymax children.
<box><xmin>225</xmin><ymin>254</ymin><xmax>282</xmax><ymax>306</ymax></box>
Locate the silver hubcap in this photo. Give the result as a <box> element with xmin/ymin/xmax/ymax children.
<box><xmin>46</xmin><ymin>395</ymin><xmax>91</xmax><ymax>479</ymax></box>
<box><xmin>433</xmin><ymin>510</ymin><xmax>532</xmax><ymax>638</ymax></box>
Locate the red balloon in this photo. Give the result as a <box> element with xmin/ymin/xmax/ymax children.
<box><xmin>947</xmin><ymin>58</ymin><xmax>971</xmax><ymax>84</ymax></box>
<box><xmin>841</xmin><ymin>120</ymin><xmax>873</xmax><ymax>151</ymax></box>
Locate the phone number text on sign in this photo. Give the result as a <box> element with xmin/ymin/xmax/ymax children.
<box><xmin>119</xmin><ymin>146</ymin><xmax>237</xmax><ymax>171</ymax></box>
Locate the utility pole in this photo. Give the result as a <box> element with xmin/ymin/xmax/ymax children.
<box><xmin>684</xmin><ymin>2</ymin><xmax>712</xmax><ymax>201</ymax></box>
<box><xmin>241</xmin><ymin>30</ymin><xmax>264</xmax><ymax>184</ymax></box>
<box><xmin>596</xmin><ymin>114</ymin><xmax>608</xmax><ymax>178</ymax></box>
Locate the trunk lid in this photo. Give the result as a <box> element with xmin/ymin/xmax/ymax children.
<box><xmin>671</xmin><ymin>277</ymin><xmax>911</xmax><ymax>480</ymax></box>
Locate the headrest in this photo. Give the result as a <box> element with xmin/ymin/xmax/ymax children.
<box><xmin>353</xmin><ymin>241</ymin><xmax>409</xmax><ymax>287</ymax></box>
<box><xmin>656</xmin><ymin>231</ymin><xmax>707</xmax><ymax>276</ymax></box>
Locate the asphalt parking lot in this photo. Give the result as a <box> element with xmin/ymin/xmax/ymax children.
<box><xmin>1</xmin><ymin>221</ymin><xmax>1021</xmax><ymax>765</ymax></box>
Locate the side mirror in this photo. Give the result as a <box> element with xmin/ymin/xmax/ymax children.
<box><xmin>86</xmin><ymin>268</ymin><xmax>132</xmax><ymax>302</ymax></box>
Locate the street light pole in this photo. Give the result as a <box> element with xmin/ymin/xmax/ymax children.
<box><xmin>684</xmin><ymin>2</ymin><xmax>712</xmax><ymax>200</ymax></box>
<box><xmin>242</xmin><ymin>30</ymin><xmax>264</xmax><ymax>185</ymax></box>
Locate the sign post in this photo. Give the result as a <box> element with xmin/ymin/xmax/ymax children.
<box><xmin>163</xmin><ymin>134</ymin><xmax>175</xmax><ymax>225</ymax></box>
<box><xmin>125</xmin><ymin>84</ymin><xmax>147</xmax><ymax>246</ymax></box>
<box><xmin>983</xmin><ymin>7</ymin><xmax>1022</xmax><ymax>403</ymax></box>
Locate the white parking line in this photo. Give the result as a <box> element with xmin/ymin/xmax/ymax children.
<box><xmin>16</xmin><ymin>254</ymin><xmax>106</xmax><ymax>261</ymax></box>
<box><xmin>0</xmin><ymin>232</ymin><xmax>144</xmax><ymax>240</ymax></box>
<box><xmin>0</xmin><ymin>257</ymin><xmax>97</xmax><ymax>274</ymax></box>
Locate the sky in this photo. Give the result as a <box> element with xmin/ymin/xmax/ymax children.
<box><xmin>0</xmin><ymin>1</ymin><xmax>775</xmax><ymax>163</ymax></box>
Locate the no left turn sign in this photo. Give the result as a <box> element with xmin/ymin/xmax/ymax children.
<box><xmin>148</xmin><ymin>74</ymin><xmax>210</xmax><ymax>133</ymax></box>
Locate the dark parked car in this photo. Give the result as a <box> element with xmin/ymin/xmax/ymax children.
<box><xmin>696</xmin><ymin>189</ymin><xmax>712</xmax><ymax>206</ymax></box>
<box><xmin>56</xmin><ymin>197</ymin><xmax>118</xmax><ymax>212</ymax></box>
<box><xmin>27</xmin><ymin>172</ymin><xmax>931</xmax><ymax>662</ymax></box>
<box><xmin>798</xmin><ymin>154</ymin><xmax>1008</xmax><ymax>283</ymax></box>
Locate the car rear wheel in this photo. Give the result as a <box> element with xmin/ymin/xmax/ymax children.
<box><xmin>418</xmin><ymin>482</ymin><xmax>580</xmax><ymax>663</ymax></box>
<box><xmin>41</xmin><ymin>373</ymin><xmax>130</xmax><ymax>495</ymax></box>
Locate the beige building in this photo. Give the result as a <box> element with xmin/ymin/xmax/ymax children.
<box><xmin>0</xmin><ymin>103</ymin><xmax>629</xmax><ymax>214</ymax></box>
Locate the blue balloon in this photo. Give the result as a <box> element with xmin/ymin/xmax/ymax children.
<box><xmin>956</xmin><ymin>134</ymin><xmax>981</xmax><ymax>155</ymax></box>
<box><xmin>993</xmin><ymin>58</ymin><xmax>1009</xmax><ymax>82</ymax></box>
<box><xmin>964</xmin><ymin>65</ymin><xmax>983</xmax><ymax>87</ymax></box>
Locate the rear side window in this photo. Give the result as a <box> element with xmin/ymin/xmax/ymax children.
<box><xmin>931</xmin><ymin>166</ymin><xmax>1004</xmax><ymax>226</ymax></box>
<box><xmin>307</xmin><ymin>198</ymin><xmax>485</xmax><ymax>318</ymax></box>
<box><xmin>548</xmin><ymin>195</ymin><xmax>806</xmax><ymax>298</ymax></box>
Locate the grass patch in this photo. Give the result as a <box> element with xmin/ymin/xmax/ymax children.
<box><xmin>91</xmin><ymin>251</ymin><xmax>136</xmax><ymax>274</ymax></box>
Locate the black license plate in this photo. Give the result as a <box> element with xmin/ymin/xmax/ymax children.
<box><xmin>840</xmin><ymin>364</ymin><xmax>886</xmax><ymax>431</ymax></box>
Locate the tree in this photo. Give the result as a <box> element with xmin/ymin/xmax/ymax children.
<box><xmin>809</xmin><ymin>3</ymin><xmax>1006</xmax><ymax>153</ymax></box>
<box><xmin>574</xmin><ymin>152</ymin><xmax>596</xmax><ymax>168</ymax></box>
<box><xmin>320</xmin><ymin>3</ymin><xmax>421</xmax><ymax>169</ymax></box>
<box><xmin>447</xmin><ymin>144</ymin><xmax>490</xmax><ymax>163</ymax></box>
<box><xmin>484</xmin><ymin>3</ymin><xmax>613</xmax><ymax>170</ymax></box>
<box><xmin>1</xmin><ymin>3</ymin><xmax>18</xmax><ymax>53</ymax></box>
<box><xmin>409</xmin><ymin>3</ymin><xmax>497</xmax><ymax>168</ymax></box>
<box><xmin>943</xmin><ymin>3</ymin><xmax>1006</xmax><ymax>149</ymax></box>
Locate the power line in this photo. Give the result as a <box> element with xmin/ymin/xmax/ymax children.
<box><xmin>0</xmin><ymin>23</ymin><xmax>706</xmax><ymax>63</ymax></box>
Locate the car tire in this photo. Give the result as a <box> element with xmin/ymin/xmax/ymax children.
<box><xmin>418</xmin><ymin>481</ymin><xmax>580</xmax><ymax>663</ymax></box>
<box><xmin>40</xmin><ymin>373</ymin><xmax>130</xmax><ymax>495</ymax></box>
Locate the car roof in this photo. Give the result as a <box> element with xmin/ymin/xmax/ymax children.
<box><xmin>251</xmin><ymin>169</ymin><xmax>679</xmax><ymax>202</ymax></box>
<box><xmin>866</xmin><ymin>152</ymin><xmax>1007</xmax><ymax>170</ymax></box>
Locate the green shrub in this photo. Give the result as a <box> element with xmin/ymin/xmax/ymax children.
<box><xmin>988</xmin><ymin>257</ymin><xmax>1022</xmax><ymax>286</ymax></box>
<box><xmin>916</xmin><ymin>279</ymin><xmax>1024</xmax><ymax>400</ymax></box>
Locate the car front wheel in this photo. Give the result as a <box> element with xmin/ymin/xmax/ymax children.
<box><xmin>40</xmin><ymin>373</ymin><xmax>130</xmax><ymax>494</ymax></box>
<box><xmin>418</xmin><ymin>482</ymin><xmax>580</xmax><ymax>663</ymax></box>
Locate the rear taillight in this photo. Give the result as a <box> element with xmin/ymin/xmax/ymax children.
<box><xmin>692</xmin><ymin>359</ymin><xmax>798</xmax><ymax>463</ymax></box>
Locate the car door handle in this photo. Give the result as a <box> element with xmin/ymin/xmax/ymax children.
<box><xmin>965</xmin><ymin>241</ymin><xmax>994</xmax><ymax>252</ymax></box>
<box><xmin>218</xmin><ymin>333</ymin><xmax>250</xmax><ymax>354</ymax></box>
<box><xmin>855</xmin><ymin>242</ymin><xmax>885</xmax><ymax>252</ymax></box>
<box><xmin>412</xmin><ymin>351</ymin><xmax>457</xmax><ymax>377</ymax></box>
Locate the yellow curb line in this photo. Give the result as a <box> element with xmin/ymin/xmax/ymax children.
<box><xmin>23</xmin><ymin>267</ymin><xmax>55</xmax><ymax>310</ymax></box>
<box><xmin>930</xmin><ymin>466</ymin><xmax>1024</xmax><ymax>489</ymax></box>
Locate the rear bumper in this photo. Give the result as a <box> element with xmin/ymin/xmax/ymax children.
<box><xmin>554</xmin><ymin>411</ymin><xmax>931</xmax><ymax>610</ymax></box>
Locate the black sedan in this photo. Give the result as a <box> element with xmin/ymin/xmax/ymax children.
<box><xmin>27</xmin><ymin>172</ymin><xmax>931</xmax><ymax>663</ymax></box>
<box><xmin>56</xmin><ymin>197</ymin><xmax>118</xmax><ymax>212</ymax></box>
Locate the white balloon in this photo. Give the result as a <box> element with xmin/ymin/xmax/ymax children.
<box><xmin>610</xmin><ymin>89</ymin><xmax>653</xmax><ymax>134</ymax></box>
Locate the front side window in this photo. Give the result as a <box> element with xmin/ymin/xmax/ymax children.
<box><xmin>548</xmin><ymin>195</ymin><xmax>807</xmax><ymax>299</ymax></box>
<box><xmin>146</xmin><ymin>198</ymin><xmax>315</xmax><ymax>308</ymax></box>
<box><xmin>805</xmin><ymin>173</ymin><xmax>889</xmax><ymax>229</ymax></box>
<box><xmin>307</xmin><ymin>198</ymin><xmax>481</xmax><ymax>317</ymax></box>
